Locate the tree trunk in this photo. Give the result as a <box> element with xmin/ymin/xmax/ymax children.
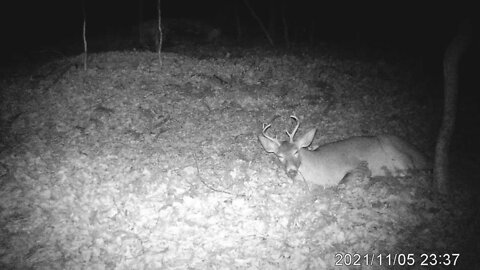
<box><xmin>234</xmin><ymin>0</ymin><xmax>242</xmax><ymax>42</ymax></box>
<box><xmin>138</xmin><ymin>0</ymin><xmax>144</xmax><ymax>46</ymax></box>
<box><xmin>281</xmin><ymin>0</ymin><xmax>289</xmax><ymax>48</ymax></box>
<box><xmin>434</xmin><ymin>20</ymin><xmax>471</xmax><ymax>193</ymax></box>
<box><xmin>82</xmin><ymin>0</ymin><xmax>87</xmax><ymax>70</ymax></box>
<box><xmin>268</xmin><ymin>0</ymin><xmax>276</xmax><ymax>41</ymax></box>
<box><xmin>157</xmin><ymin>0</ymin><xmax>162</xmax><ymax>65</ymax></box>
<box><xmin>242</xmin><ymin>0</ymin><xmax>274</xmax><ymax>46</ymax></box>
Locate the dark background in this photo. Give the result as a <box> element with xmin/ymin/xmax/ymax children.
<box><xmin>0</xmin><ymin>1</ymin><xmax>473</xmax><ymax>57</ymax></box>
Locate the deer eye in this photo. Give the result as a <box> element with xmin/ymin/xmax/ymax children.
<box><xmin>293</xmin><ymin>151</ymin><xmax>299</xmax><ymax>158</ymax></box>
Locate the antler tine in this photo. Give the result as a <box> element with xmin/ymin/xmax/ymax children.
<box><xmin>285</xmin><ymin>115</ymin><xmax>300</xmax><ymax>143</ymax></box>
<box><xmin>262</xmin><ymin>123</ymin><xmax>281</xmax><ymax>145</ymax></box>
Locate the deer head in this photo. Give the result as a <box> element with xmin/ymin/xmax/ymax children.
<box><xmin>258</xmin><ymin>115</ymin><xmax>316</xmax><ymax>179</ymax></box>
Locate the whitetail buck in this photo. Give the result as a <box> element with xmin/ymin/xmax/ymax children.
<box><xmin>258</xmin><ymin>116</ymin><xmax>430</xmax><ymax>187</ymax></box>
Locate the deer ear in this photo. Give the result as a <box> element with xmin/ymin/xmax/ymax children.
<box><xmin>296</xmin><ymin>129</ymin><xmax>316</xmax><ymax>148</ymax></box>
<box><xmin>258</xmin><ymin>135</ymin><xmax>280</xmax><ymax>153</ymax></box>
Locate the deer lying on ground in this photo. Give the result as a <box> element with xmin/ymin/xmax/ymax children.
<box><xmin>258</xmin><ymin>116</ymin><xmax>430</xmax><ymax>187</ymax></box>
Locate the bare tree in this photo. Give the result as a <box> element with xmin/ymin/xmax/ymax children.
<box><xmin>267</xmin><ymin>0</ymin><xmax>276</xmax><ymax>41</ymax></box>
<box><xmin>138</xmin><ymin>0</ymin><xmax>144</xmax><ymax>47</ymax></box>
<box><xmin>281</xmin><ymin>0</ymin><xmax>289</xmax><ymax>48</ymax></box>
<box><xmin>82</xmin><ymin>0</ymin><xmax>87</xmax><ymax>70</ymax></box>
<box><xmin>234</xmin><ymin>0</ymin><xmax>242</xmax><ymax>42</ymax></box>
<box><xmin>242</xmin><ymin>0</ymin><xmax>274</xmax><ymax>46</ymax></box>
<box><xmin>157</xmin><ymin>0</ymin><xmax>162</xmax><ymax>66</ymax></box>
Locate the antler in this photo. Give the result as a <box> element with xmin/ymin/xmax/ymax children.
<box><xmin>262</xmin><ymin>123</ymin><xmax>281</xmax><ymax>145</ymax></box>
<box><xmin>285</xmin><ymin>115</ymin><xmax>300</xmax><ymax>143</ymax></box>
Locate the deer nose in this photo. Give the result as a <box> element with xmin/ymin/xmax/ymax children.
<box><xmin>286</xmin><ymin>169</ymin><xmax>298</xmax><ymax>178</ymax></box>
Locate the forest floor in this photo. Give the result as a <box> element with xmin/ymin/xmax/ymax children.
<box><xmin>0</xmin><ymin>43</ymin><xmax>478</xmax><ymax>269</ymax></box>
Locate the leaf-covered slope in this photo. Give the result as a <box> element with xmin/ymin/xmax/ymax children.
<box><xmin>0</xmin><ymin>49</ymin><xmax>475</xmax><ymax>269</ymax></box>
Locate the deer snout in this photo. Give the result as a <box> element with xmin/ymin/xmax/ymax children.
<box><xmin>282</xmin><ymin>155</ymin><xmax>301</xmax><ymax>179</ymax></box>
<box><xmin>286</xmin><ymin>168</ymin><xmax>298</xmax><ymax>178</ymax></box>
<box><xmin>285</xmin><ymin>161</ymin><xmax>299</xmax><ymax>178</ymax></box>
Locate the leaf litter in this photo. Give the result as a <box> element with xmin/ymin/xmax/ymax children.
<box><xmin>0</xmin><ymin>48</ymin><xmax>475</xmax><ymax>269</ymax></box>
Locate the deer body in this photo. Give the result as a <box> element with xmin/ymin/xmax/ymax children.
<box><xmin>259</xmin><ymin>116</ymin><xmax>429</xmax><ymax>187</ymax></box>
